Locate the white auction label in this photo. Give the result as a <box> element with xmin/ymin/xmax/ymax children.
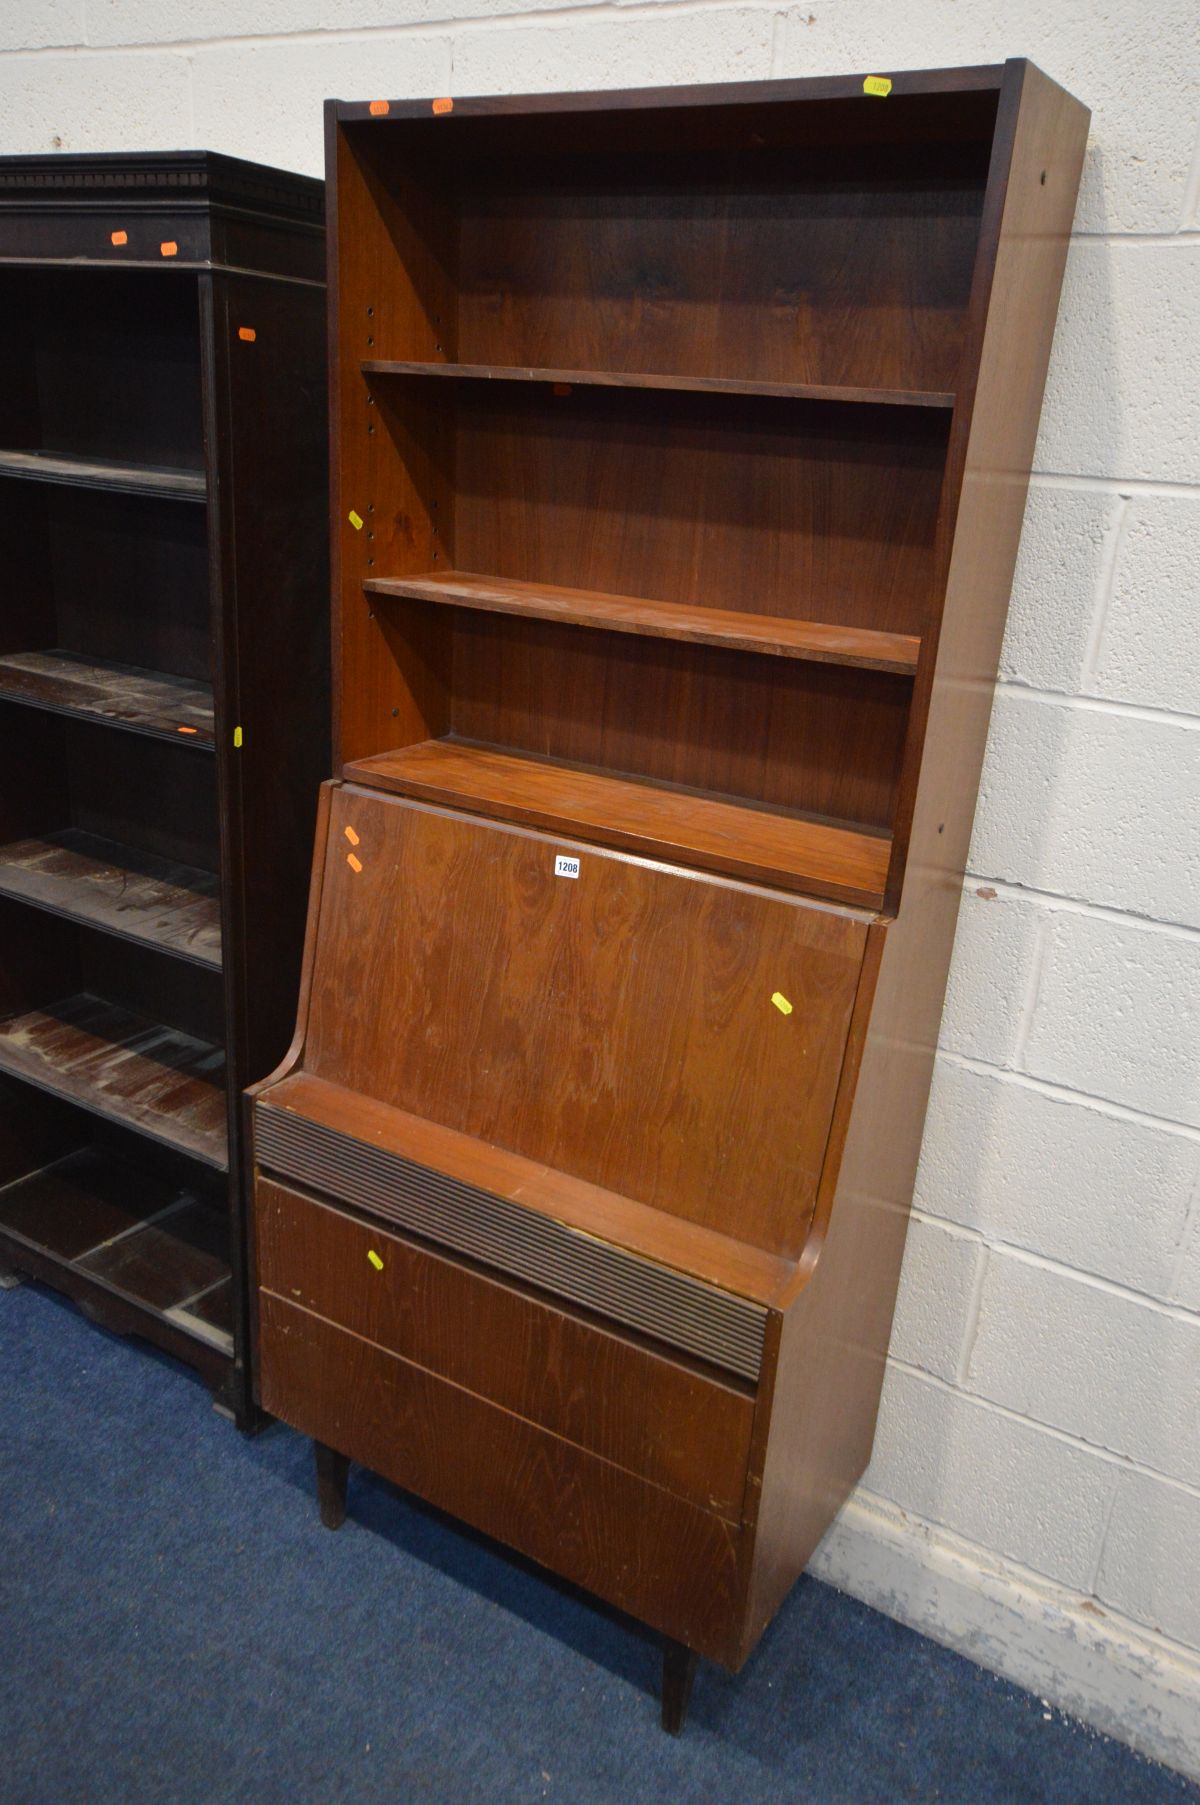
<box><xmin>554</xmin><ymin>854</ymin><xmax>580</xmax><ymax>879</ymax></box>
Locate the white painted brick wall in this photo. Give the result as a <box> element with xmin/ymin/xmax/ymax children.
<box><xmin>966</xmin><ymin>1254</ymin><xmax>1200</xmax><ymax>1490</ymax></box>
<box><xmin>865</xmin><ymin>1365</ymin><xmax>1118</xmax><ymax>1590</ymax></box>
<box><xmin>917</xmin><ymin>1060</ymin><xmax>1199</xmax><ymax>1296</ymax></box>
<box><xmin>971</xmin><ymin>696</ymin><xmax>1200</xmax><ymax>928</ymax></box>
<box><xmin>3</xmin><ymin>0</ymin><xmax>1199</xmax><ymax>1775</ymax></box>
<box><xmin>1096</xmin><ymin>1471</ymin><xmax>1200</xmax><ymax>1650</ymax></box>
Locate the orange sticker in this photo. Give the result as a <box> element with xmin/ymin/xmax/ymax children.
<box><xmin>111</xmin><ymin>230</ymin><xmax>128</xmax><ymax>246</ymax></box>
<box><xmin>344</xmin><ymin>825</ymin><xmax>360</xmax><ymax>846</ymax></box>
<box><xmin>160</xmin><ymin>240</ymin><xmax>178</xmax><ymax>257</ymax></box>
<box><xmin>238</xmin><ymin>326</ymin><xmax>256</xmax><ymax>342</ymax></box>
<box><xmin>177</xmin><ymin>725</ymin><xmax>199</xmax><ymax>736</ymax></box>
<box><xmin>432</xmin><ymin>97</ymin><xmax>453</xmax><ymax>116</ymax></box>
<box><xmin>369</xmin><ymin>99</ymin><xmax>390</xmax><ymax>116</ymax></box>
<box><xmin>347</xmin><ymin>852</ymin><xmax>363</xmax><ymax>873</ymax></box>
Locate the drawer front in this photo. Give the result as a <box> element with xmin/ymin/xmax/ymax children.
<box><xmin>258</xmin><ymin>1290</ymin><xmax>746</xmax><ymax>1665</ymax></box>
<box><xmin>256</xmin><ymin>1177</ymin><xmax>756</xmax><ymax>1520</ymax></box>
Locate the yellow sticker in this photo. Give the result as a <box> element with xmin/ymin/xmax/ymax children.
<box><xmin>367</xmin><ymin>1249</ymin><xmax>384</xmax><ymax>1270</ymax></box>
<box><xmin>863</xmin><ymin>75</ymin><xmax>892</xmax><ymax>97</ymax></box>
<box><xmin>344</xmin><ymin>825</ymin><xmax>360</xmax><ymax>846</ymax></box>
<box><xmin>233</xmin><ymin>725</ymin><xmax>243</xmax><ymax>748</ymax></box>
<box><xmin>771</xmin><ymin>991</ymin><xmax>794</xmax><ymax>1016</ymax></box>
<box><xmin>347</xmin><ymin>852</ymin><xmax>363</xmax><ymax>873</ymax></box>
<box><xmin>348</xmin><ymin>509</ymin><xmax>364</xmax><ymax>531</ymax></box>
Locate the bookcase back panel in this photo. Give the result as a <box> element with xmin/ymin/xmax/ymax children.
<box><xmin>343</xmin><ymin>88</ymin><xmax>998</xmax><ymax>393</ymax></box>
<box><xmin>0</xmin><ymin>898</ymin><xmax>223</xmax><ymax>1045</ymax></box>
<box><xmin>0</xmin><ymin>707</ymin><xmax>219</xmax><ymax>876</ymax></box>
<box><xmin>375</xmin><ymin>381</ymin><xmax>947</xmax><ymax>635</ymax></box>
<box><xmin>0</xmin><ymin>269</ymin><xmax>204</xmax><ymax>470</ymax></box>
<box><xmin>446</xmin><ymin>612</ymin><xmax>909</xmax><ymax>832</ymax></box>
<box><xmin>453</xmin><ymin>154</ymin><xmax>986</xmax><ymax>392</ymax></box>
<box><xmin>0</xmin><ymin>486</ymin><xmax>212</xmax><ymax>682</ymax></box>
<box><xmin>303</xmin><ymin>785</ymin><xmax>868</xmax><ymax>1255</ymax></box>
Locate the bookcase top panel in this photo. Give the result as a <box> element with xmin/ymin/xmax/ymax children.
<box><xmin>0</xmin><ymin>151</ymin><xmax>324</xmax><ymax>280</ymax></box>
<box><xmin>331</xmin><ymin>63</ymin><xmax>1009</xmax><ymax>124</ymax></box>
<box><xmin>0</xmin><ymin>151</ymin><xmax>322</xmax><ymax>223</ymax></box>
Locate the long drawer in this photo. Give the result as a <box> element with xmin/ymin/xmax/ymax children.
<box><xmin>256</xmin><ymin>1178</ymin><xmax>758</xmax><ymax>1521</ymax></box>
<box><xmin>257</xmin><ymin>1289</ymin><xmax>747</xmax><ymax>1665</ymax></box>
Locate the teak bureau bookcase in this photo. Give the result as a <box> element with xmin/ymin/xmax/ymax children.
<box><xmin>0</xmin><ymin>154</ymin><xmax>329</xmax><ymax>1426</ymax></box>
<box><xmin>250</xmin><ymin>64</ymin><xmax>1088</xmax><ymax>1725</ymax></box>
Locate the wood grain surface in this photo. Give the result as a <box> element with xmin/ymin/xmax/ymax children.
<box><xmin>259</xmin><ymin>1289</ymin><xmax>747</xmax><ymax>1663</ymax></box>
<box><xmin>301</xmin><ymin>784</ymin><xmax>868</xmax><ymax>1256</ymax></box>
<box><xmin>349</xmin><ymin>740</ymin><xmax>892</xmax><ymax>906</ymax></box>
<box><xmin>257</xmin><ymin>1176</ymin><xmax>755</xmax><ymax>1516</ymax></box>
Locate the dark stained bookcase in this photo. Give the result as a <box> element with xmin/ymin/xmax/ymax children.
<box><xmin>250</xmin><ymin>65</ymin><xmax>1087</xmax><ymax>1723</ymax></box>
<box><xmin>0</xmin><ymin>154</ymin><xmax>329</xmax><ymax>1425</ymax></box>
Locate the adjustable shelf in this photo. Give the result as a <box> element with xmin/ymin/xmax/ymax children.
<box><xmin>361</xmin><ymin>359</ymin><xmax>956</xmax><ymax>411</ymax></box>
<box><xmin>0</xmin><ymin>650</ymin><xmax>215</xmax><ymax>742</ymax></box>
<box><xmin>0</xmin><ymin>993</ymin><xmax>227</xmax><ymax>1168</ymax></box>
<box><xmin>0</xmin><ymin>153</ymin><xmax>328</xmax><ymax>1422</ymax></box>
<box><xmin>0</xmin><ymin>447</ymin><xmax>207</xmax><ymax>500</ymax></box>
<box><xmin>365</xmin><ymin>570</ymin><xmax>922</xmax><ymax>674</ymax></box>
<box><xmin>0</xmin><ymin>830</ymin><xmax>221</xmax><ymax>967</ymax></box>
<box><xmin>350</xmin><ymin>739</ymin><xmax>891</xmax><ymax>908</ymax></box>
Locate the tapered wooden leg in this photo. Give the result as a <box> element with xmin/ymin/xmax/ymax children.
<box><xmin>661</xmin><ymin>1638</ymin><xmax>698</xmax><ymax>1735</ymax></box>
<box><xmin>314</xmin><ymin>1440</ymin><xmax>350</xmax><ymax>1530</ymax></box>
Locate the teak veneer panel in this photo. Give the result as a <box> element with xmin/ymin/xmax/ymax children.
<box><xmin>348</xmin><ymin>741</ymin><xmax>891</xmax><ymax>907</ymax></box>
<box><xmin>259</xmin><ymin>1071</ymin><xmax>795</xmax><ymax>1307</ymax></box>
<box><xmin>261</xmin><ymin>63</ymin><xmax>1088</xmax><ymax>1696</ymax></box>
<box><xmin>257</xmin><ymin>1177</ymin><xmax>756</xmax><ymax>1517</ymax></box>
<box><xmin>365</xmin><ymin>569</ymin><xmax>922</xmax><ymax>673</ymax></box>
<box><xmin>300</xmin><ymin>784</ymin><xmax>868</xmax><ymax>1256</ymax></box>
<box><xmin>258</xmin><ymin>1290</ymin><xmax>746</xmax><ymax>1664</ymax></box>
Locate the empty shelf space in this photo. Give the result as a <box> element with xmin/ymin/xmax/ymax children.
<box><xmin>0</xmin><ymin>994</ymin><xmax>227</xmax><ymax>1169</ymax></box>
<box><xmin>0</xmin><ymin>830</ymin><xmax>221</xmax><ymax>968</ymax></box>
<box><xmin>361</xmin><ymin>360</ymin><xmax>956</xmax><ymax>410</ymax></box>
<box><xmin>0</xmin><ymin>650</ymin><xmax>214</xmax><ymax>743</ymax></box>
<box><xmin>347</xmin><ymin>739</ymin><xmax>890</xmax><ymax>909</ymax></box>
<box><xmin>0</xmin><ymin>447</ymin><xmax>207</xmax><ymax>500</ymax></box>
<box><xmin>366</xmin><ymin>570</ymin><xmax>922</xmax><ymax>674</ymax></box>
<box><xmin>0</xmin><ymin>1147</ymin><xmax>233</xmax><ymax>1354</ymax></box>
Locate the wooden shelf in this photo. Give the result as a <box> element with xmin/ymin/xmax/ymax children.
<box><xmin>0</xmin><ymin>993</ymin><xmax>227</xmax><ymax>1169</ymax></box>
<box><xmin>0</xmin><ymin>650</ymin><xmax>214</xmax><ymax>743</ymax></box>
<box><xmin>361</xmin><ymin>360</ymin><xmax>956</xmax><ymax>411</ymax></box>
<box><xmin>366</xmin><ymin>570</ymin><xmax>922</xmax><ymax>675</ymax></box>
<box><xmin>0</xmin><ymin>1147</ymin><xmax>233</xmax><ymax>1354</ymax></box>
<box><xmin>0</xmin><ymin>830</ymin><xmax>221</xmax><ymax>968</ymax></box>
<box><xmin>347</xmin><ymin>739</ymin><xmax>890</xmax><ymax>909</ymax></box>
<box><xmin>0</xmin><ymin>447</ymin><xmax>207</xmax><ymax>500</ymax></box>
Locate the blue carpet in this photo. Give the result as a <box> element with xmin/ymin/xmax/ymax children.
<box><xmin>1</xmin><ymin>1285</ymin><xmax>1197</xmax><ymax>1805</ymax></box>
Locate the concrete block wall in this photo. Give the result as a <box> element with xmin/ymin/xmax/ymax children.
<box><xmin>2</xmin><ymin>0</ymin><xmax>1198</xmax><ymax>1780</ymax></box>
